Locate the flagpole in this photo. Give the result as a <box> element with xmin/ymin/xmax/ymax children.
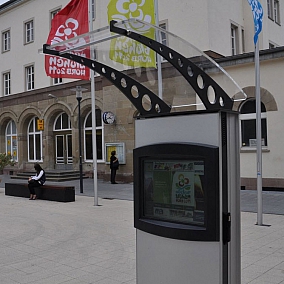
<box><xmin>89</xmin><ymin>0</ymin><xmax>98</xmax><ymax>206</ymax></box>
<box><xmin>255</xmin><ymin>41</ymin><xmax>262</xmax><ymax>225</ymax></box>
<box><xmin>247</xmin><ymin>0</ymin><xmax>263</xmax><ymax>226</ymax></box>
<box><xmin>154</xmin><ymin>0</ymin><xmax>163</xmax><ymax>99</ymax></box>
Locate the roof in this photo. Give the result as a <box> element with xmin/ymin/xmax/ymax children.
<box><xmin>0</xmin><ymin>0</ymin><xmax>24</xmax><ymax>13</ymax></box>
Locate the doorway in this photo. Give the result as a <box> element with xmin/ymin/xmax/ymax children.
<box><xmin>55</xmin><ymin>134</ymin><xmax>72</xmax><ymax>169</ymax></box>
<box><xmin>54</xmin><ymin>112</ymin><xmax>73</xmax><ymax>170</ymax></box>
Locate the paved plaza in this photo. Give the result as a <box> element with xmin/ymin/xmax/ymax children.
<box><xmin>0</xmin><ymin>176</ymin><xmax>284</xmax><ymax>283</ymax></box>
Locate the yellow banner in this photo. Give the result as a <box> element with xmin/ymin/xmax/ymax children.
<box><xmin>107</xmin><ymin>0</ymin><xmax>156</xmax><ymax>68</ymax></box>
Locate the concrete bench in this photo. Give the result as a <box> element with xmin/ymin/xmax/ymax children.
<box><xmin>5</xmin><ymin>183</ymin><xmax>75</xmax><ymax>202</ymax></box>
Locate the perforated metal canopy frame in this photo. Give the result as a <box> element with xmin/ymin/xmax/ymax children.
<box><xmin>43</xmin><ymin>19</ymin><xmax>246</xmax><ymax>117</ymax></box>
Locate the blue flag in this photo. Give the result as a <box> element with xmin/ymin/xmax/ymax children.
<box><xmin>247</xmin><ymin>0</ymin><xmax>263</xmax><ymax>45</ymax></box>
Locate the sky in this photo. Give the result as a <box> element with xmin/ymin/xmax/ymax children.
<box><xmin>0</xmin><ymin>0</ymin><xmax>8</xmax><ymax>5</ymax></box>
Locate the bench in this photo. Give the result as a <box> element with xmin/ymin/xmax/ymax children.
<box><xmin>5</xmin><ymin>183</ymin><xmax>75</xmax><ymax>202</ymax></box>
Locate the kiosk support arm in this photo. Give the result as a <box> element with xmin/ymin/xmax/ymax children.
<box><xmin>43</xmin><ymin>44</ymin><xmax>171</xmax><ymax>116</ymax></box>
<box><xmin>110</xmin><ymin>21</ymin><xmax>233</xmax><ymax>111</ymax></box>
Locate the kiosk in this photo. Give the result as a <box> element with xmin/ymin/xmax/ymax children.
<box><xmin>42</xmin><ymin>18</ymin><xmax>242</xmax><ymax>284</ymax></box>
<box><xmin>134</xmin><ymin>111</ymin><xmax>240</xmax><ymax>284</ymax></box>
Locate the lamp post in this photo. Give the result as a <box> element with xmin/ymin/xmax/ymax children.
<box><xmin>76</xmin><ymin>87</ymin><xmax>83</xmax><ymax>193</ymax></box>
<box><xmin>71</xmin><ymin>86</ymin><xmax>87</xmax><ymax>194</ymax></box>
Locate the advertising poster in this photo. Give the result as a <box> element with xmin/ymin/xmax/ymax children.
<box><xmin>107</xmin><ymin>0</ymin><xmax>157</xmax><ymax>68</ymax></box>
<box><xmin>105</xmin><ymin>143</ymin><xmax>125</xmax><ymax>164</ymax></box>
<box><xmin>144</xmin><ymin>160</ymin><xmax>205</xmax><ymax>226</ymax></box>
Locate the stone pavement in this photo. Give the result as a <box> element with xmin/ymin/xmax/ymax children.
<box><xmin>0</xmin><ymin>190</ymin><xmax>136</xmax><ymax>284</ymax></box>
<box><xmin>0</xmin><ymin>176</ymin><xmax>284</xmax><ymax>283</ymax></box>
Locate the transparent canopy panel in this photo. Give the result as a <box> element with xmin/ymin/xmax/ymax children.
<box><xmin>42</xmin><ymin>18</ymin><xmax>246</xmax><ymax>111</ymax></box>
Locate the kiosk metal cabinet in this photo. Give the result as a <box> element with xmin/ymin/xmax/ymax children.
<box><xmin>134</xmin><ymin>111</ymin><xmax>240</xmax><ymax>284</ymax></box>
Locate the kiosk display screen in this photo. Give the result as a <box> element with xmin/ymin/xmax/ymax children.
<box><xmin>143</xmin><ymin>159</ymin><xmax>205</xmax><ymax>226</ymax></box>
<box><xmin>134</xmin><ymin>143</ymin><xmax>219</xmax><ymax>241</ymax></box>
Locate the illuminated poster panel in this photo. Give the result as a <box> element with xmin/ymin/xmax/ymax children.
<box><xmin>134</xmin><ymin>143</ymin><xmax>219</xmax><ymax>241</ymax></box>
<box><xmin>105</xmin><ymin>142</ymin><xmax>125</xmax><ymax>164</ymax></box>
<box><xmin>143</xmin><ymin>159</ymin><xmax>205</xmax><ymax>226</ymax></box>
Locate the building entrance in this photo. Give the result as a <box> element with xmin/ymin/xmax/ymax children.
<box><xmin>53</xmin><ymin>112</ymin><xmax>73</xmax><ymax>170</ymax></box>
<box><xmin>55</xmin><ymin>134</ymin><xmax>72</xmax><ymax>169</ymax></box>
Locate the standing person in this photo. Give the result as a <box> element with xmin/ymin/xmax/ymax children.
<box><xmin>110</xmin><ymin>150</ymin><xmax>119</xmax><ymax>184</ymax></box>
<box><xmin>28</xmin><ymin>163</ymin><xmax>46</xmax><ymax>200</ymax></box>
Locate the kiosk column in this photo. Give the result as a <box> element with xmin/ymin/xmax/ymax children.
<box><xmin>134</xmin><ymin>111</ymin><xmax>240</xmax><ymax>284</ymax></box>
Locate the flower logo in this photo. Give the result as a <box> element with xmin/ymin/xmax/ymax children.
<box><xmin>111</xmin><ymin>0</ymin><xmax>153</xmax><ymax>34</ymax></box>
<box><xmin>51</xmin><ymin>18</ymin><xmax>86</xmax><ymax>51</ymax></box>
<box><xmin>176</xmin><ymin>174</ymin><xmax>190</xmax><ymax>189</ymax></box>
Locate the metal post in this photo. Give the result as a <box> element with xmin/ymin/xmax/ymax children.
<box><xmin>76</xmin><ymin>87</ymin><xmax>84</xmax><ymax>194</ymax></box>
<box><xmin>88</xmin><ymin>0</ymin><xmax>98</xmax><ymax>206</ymax></box>
<box><xmin>255</xmin><ymin>41</ymin><xmax>263</xmax><ymax>225</ymax></box>
<box><xmin>154</xmin><ymin>0</ymin><xmax>163</xmax><ymax>100</ymax></box>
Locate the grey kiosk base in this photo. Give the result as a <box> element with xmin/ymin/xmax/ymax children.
<box><xmin>134</xmin><ymin>111</ymin><xmax>240</xmax><ymax>284</ymax></box>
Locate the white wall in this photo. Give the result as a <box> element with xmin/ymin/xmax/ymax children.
<box><xmin>0</xmin><ymin>0</ymin><xmax>73</xmax><ymax>95</ymax></box>
<box><xmin>2</xmin><ymin>0</ymin><xmax>284</xmax><ymax>96</ymax></box>
<box><xmin>208</xmin><ymin>0</ymin><xmax>244</xmax><ymax>56</ymax></box>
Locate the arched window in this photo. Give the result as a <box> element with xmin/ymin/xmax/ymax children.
<box><xmin>6</xmin><ymin>120</ymin><xmax>18</xmax><ymax>161</ymax></box>
<box><xmin>54</xmin><ymin>113</ymin><xmax>71</xmax><ymax>131</ymax></box>
<box><xmin>240</xmin><ymin>100</ymin><xmax>267</xmax><ymax>147</ymax></box>
<box><xmin>28</xmin><ymin>117</ymin><xmax>42</xmax><ymax>161</ymax></box>
<box><xmin>84</xmin><ymin>109</ymin><xmax>103</xmax><ymax>161</ymax></box>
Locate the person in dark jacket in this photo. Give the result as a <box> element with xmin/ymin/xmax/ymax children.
<box><xmin>110</xmin><ymin>151</ymin><xmax>119</xmax><ymax>184</ymax></box>
<box><xmin>28</xmin><ymin>163</ymin><xmax>46</xmax><ymax>200</ymax></box>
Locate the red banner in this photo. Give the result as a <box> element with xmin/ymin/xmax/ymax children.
<box><xmin>45</xmin><ymin>0</ymin><xmax>90</xmax><ymax>80</ymax></box>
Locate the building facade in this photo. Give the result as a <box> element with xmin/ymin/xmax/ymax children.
<box><xmin>1</xmin><ymin>0</ymin><xmax>284</xmax><ymax>187</ymax></box>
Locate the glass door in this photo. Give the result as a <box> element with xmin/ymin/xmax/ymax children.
<box><xmin>56</xmin><ymin>135</ymin><xmax>64</xmax><ymax>164</ymax></box>
<box><xmin>66</xmin><ymin>134</ymin><xmax>73</xmax><ymax>164</ymax></box>
<box><xmin>56</xmin><ymin>134</ymin><xmax>73</xmax><ymax>165</ymax></box>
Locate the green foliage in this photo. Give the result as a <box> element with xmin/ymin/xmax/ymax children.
<box><xmin>0</xmin><ymin>153</ymin><xmax>15</xmax><ymax>170</ymax></box>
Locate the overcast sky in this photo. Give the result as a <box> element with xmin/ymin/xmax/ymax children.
<box><xmin>0</xmin><ymin>0</ymin><xmax>8</xmax><ymax>5</ymax></box>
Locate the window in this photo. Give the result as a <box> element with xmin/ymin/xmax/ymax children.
<box><xmin>274</xmin><ymin>0</ymin><xmax>280</xmax><ymax>24</ymax></box>
<box><xmin>267</xmin><ymin>0</ymin><xmax>273</xmax><ymax>18</ymax></box>
<box><xmin>6</xmin><ymin>120</ymin><xmax>18</xmax><ymax>161</ymax></box>
<box><xmin>2</xmin><ymin>30</ymin><xmax>10</xmax><ymax>52</ymax></box>
<box><xmin>268</xmin><ymin>0</ymin><xmax>281</xmax><ymax>24</ymax></box>
<box><xmin>84</xmin><ymin>109</ymin><xmax>104</xmax><ymax>161</ymax></box>
<box><xmin>240</xmin><ymin>100</ymin><xmax>267</xmax><ymax>147</ymax></box>
<box><xmin>159</xmin><ymin>22</ymin><xmax>168</xmax><ymax>46</ymax></box>
<box><xmin>158</xmin><ymin>21</ymin><xmax>168</xmax><ymax>62</ymax></box>
<box><xmin>91</xmin><ymin>0</ymin><xmax>95</xmax><ymax>20</ymax></box>
<box><xmin>25</xmin><ymin>65</ymin><xmax>34</xmax><ymax>90</ymax></box>
<box><xmin>54</xmin><ymin>113</ymin><xmax>71</xmax><ymax>131</ymax></box>
<box><xmin>269</xmin><ymin>42</ymin><xmax>276</xmax><ymax>48</ymax></box>
<box><xmin>25</xmin><ymin>20</ymin><xmax>34</xmax><ymax>43</ymax></box>
<box><xmin>53</xmin><ymin>78</ymin><xmax>62</xmax><ymax>85</ymax></box>
<box><xmin>3</xmin><ymin>72</ymin><xmax>11</xmax><ymax>96</ymax></box>
<box><xmin>28</xmin><ymin>117</ymin><xmax>42</xmax><ymax>162</ymax></box>
<box><xmin>231</xmin><ymin>24</ymin><xmax>238</xmax><ymax>55</ymax></box>
<box><xmin>51</xmin><ymin>9</ymin><xmax>60</xmax><ymax>20</ymax></box>
<box><xmin>241</xmin><ymin>29</ymin><xmax>245</xmax><ymax>53</ymax></box>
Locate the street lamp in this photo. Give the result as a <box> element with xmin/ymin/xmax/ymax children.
<box><xmin>71</xmin><ymin>86</ymin><xmax>87</xmax><ymax>194</ymax></box>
